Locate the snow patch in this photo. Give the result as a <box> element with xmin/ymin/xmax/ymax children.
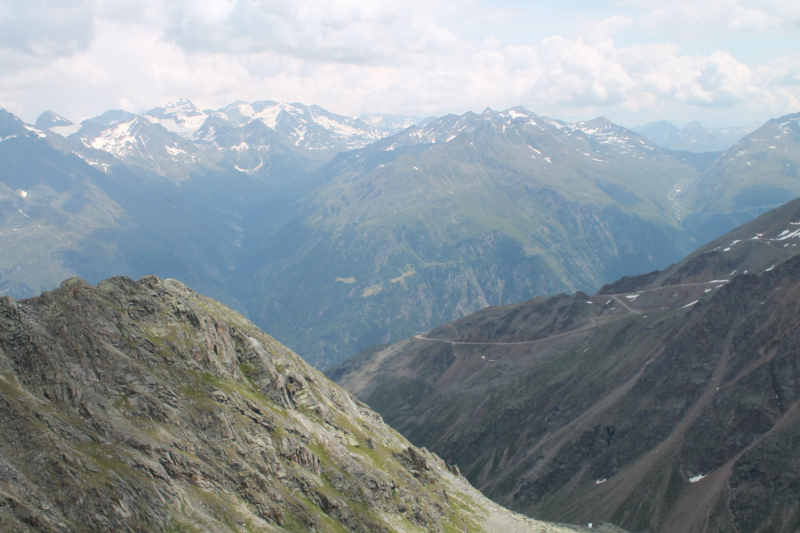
<box><xmin>86</xmin><ymin>119</ymin><xmax>138</xmax><ymax>157</ymax></box>
<box><xmin>683</xmin><ymin>300</ymin><xmax>699</xmax><ymax>308</ymax></box>
<box><xmin>689</xmin><ymin>474</ymin><xmax>706</xmax><ymax>483</ymax></box>
<box><xmin>50</xmin><ymin>124</ymin><xmax>82</xmax><ymax>137</ymax></box>
<box><xmin>771</xmin><ymin>228</ymin><xmax>800</xmax><ymax>241</ymax></box>
<box><xmin>18</xmin><ymin>190</ymin><xmax>27</xmax><ymax>198</ymax></box>
<box><xmin>766</xmin><ymin>265</ymin><xmax>775</xmax><ymax>272</ymax></box>
<box><xmin>595</xmin><ymin>479</ymin><xmax>607</xmax><ymax>485</ymax></box>
<box><xmin>165</xmin><ymin>146</ymin><xmax>186</xmax><ymax>155</ymax></box>
<box><xmin>24</xmin><ymin>125</ymin><xmax>46</xmax><ymax>138</ymax></box>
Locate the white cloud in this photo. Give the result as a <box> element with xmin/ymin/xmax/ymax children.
<box><xmin>0</xmin><ymin>0</ymin><xmax>797</xmax><ymax>127</ymax></box>
<box><xmin>623</xmin><ymin>0</ymin><xmax>800</xmax><ymax>34</ymax></box>
<box><xmin>0</xmin><ymin>0</ymin><xmax>96</xmax><ymax>56</ymax></box>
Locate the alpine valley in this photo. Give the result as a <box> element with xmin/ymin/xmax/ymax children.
<box><xmin>327</xmin><ymin>196</ymin><xmax>800</xmax><ymax>533</ymax></box>
<box><xmin>2</xmin><ymin>99</ymin><xmax>800</xmax><ymax>369</ymax></box>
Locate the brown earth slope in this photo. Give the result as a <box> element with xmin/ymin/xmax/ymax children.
<box><xmin>328</xmin><ymin>197</ymin><xmax>800</xmax><ymax>533</ymax></box>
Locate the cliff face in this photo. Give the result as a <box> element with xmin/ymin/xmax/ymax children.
<box><xmin>328</xmin><ymin>198</ymin><xmax>800</xmax><ymax>533</ymax></box>
<box><xmin>0</xmin><ymin>275</ymin><xmax>590</xmax><ymax>533</ymax></box>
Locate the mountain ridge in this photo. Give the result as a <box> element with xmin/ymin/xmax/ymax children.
<box><xmin>0</xmin><ymin>274</ymin><xmax>606</xmax><ymax>533</ymax></box>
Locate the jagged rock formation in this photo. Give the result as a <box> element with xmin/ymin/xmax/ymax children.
<box><xmin>0</xmin><ymin>275</ymin><xmax>600</xmax><ymax>533</ymax></box>
<box><xmin>328</xmin><ymin>198</ymin><xmax>800</xmax><ymax>533</ymax></box>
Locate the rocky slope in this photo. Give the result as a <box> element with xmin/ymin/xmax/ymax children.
<box><xmin>0</xmin><ymin>275</ymin><xmax>609</xmax><ymax>533</ymax></box>
<box><xmin>328</xmin><ymin>197</ymin><xmax>800</xmax><ymax>532</ymax></box>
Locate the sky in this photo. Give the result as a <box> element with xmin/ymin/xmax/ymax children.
<box><xmin>0</xmin><ymin>0</ymin><xmax>798</xmax><ymax>128</ymax></box>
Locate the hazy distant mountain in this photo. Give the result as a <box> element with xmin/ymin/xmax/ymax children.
<box><xmin>328</xmin><ymin>196</ymin><xmax>800</xmax><ymax>532</ymax></box>
<box><xmin>235</xmin><ymin>106</ymin><xmax>706</xmax><ymax>367</ymax></box>
<box><xmin>634</xmin><ymin>120</ymin><xmax>759</xmax><ymax>152</ymax></box>
<box><xmin>144</xmin><ymin>98</ymin><xmax>423</xmax><ymax>162</ymax></box>
<box><xmin>0</xmin><ymin>108</ymin><xmax>268</xmax><ymax>311</ymax></box>
<box><xmin>31</xmin><ymin>98</ymin><xmax>421</xmax><ymax>183</ymax></box>
<box><xmin>0</xmin><ymin>108</ymin><xmax>29</xmax><ymax>138</ymax></box>
<box><xmin>33</xmin><ymin>110</ymin><xmax>73</xmax><ymax>129</ymax></box>
<box><xmin>143</xmin><ymin>96</ymin><xmax>207</xmax><ymax>135</ymax></box>
<box><xmin>679</xmin><ymin>112</ymin><xmax>800</xmax><ymax>241</ymax></box>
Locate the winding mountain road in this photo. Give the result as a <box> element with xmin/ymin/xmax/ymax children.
<box><xmin>413</xmin><ymin>279</ymin><xmax>732</xmax><ymax>347</ymax></box>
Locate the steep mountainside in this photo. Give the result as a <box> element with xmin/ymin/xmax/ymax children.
<box><xmin>0</xmin><ymin>275</ymin><xmax>612</xmax><ymax>533</ymax></box>
<box><xmin>633</xmin><ymin>120</ymin><xmax>758</xmax><ymax>153</ymax></box>
<box><xmin>328</xmin><ymin>197</ymin><xmax>800</xmax><ymax>533</ymax></box>
<box><xmin>680</xmin><ymin>112</ymin><xmax>800</xmax><ymax>242</ymax></box>
<box><xmin>236</xmin><ymin>107</ymin><xmax>703</xmax><ymax>367</ymax></box>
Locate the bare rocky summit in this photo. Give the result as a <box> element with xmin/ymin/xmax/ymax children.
<box><xmin>0</xmin><ymin>275</ymin><xmax>600</xmax><ymax>532</ymax></box>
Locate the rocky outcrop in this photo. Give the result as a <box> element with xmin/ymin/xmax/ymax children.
<box><xmin>0</xmin><ymin>274</ymin><xmax>590</xmax><ymax>533</ymax></box>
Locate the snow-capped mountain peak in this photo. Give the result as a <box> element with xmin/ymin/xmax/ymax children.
<box><xmin>34</xmin><ymin>110</ymin><xmax>73</xmax><ymax>129</ymax></box>
<box><xmin>144</xmin><ymin>98</ymin><xmax>208</xmax><ymax>136</ymax></box>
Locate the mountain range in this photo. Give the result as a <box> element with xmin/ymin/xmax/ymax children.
<box><xmin>327</xmin><ymin>196</ymin><xmax>800</xmax><ymax>532</ymax></box>
<box><xmin>680</xmin><ymin>113</ymin><xmax>800</xmax><ymax>243</ymax></box>
<box><xmin>235</xmin><ymin>107</ymin><xmax>704</xmax><ymax>367</ymax></box>
<box><xmin>633</xmin><ymin>120</ymin><xmax>760</xmax><ymax>153</ymax></box>
<box><xmin>1</xmin><ymin>100</ymin><xmax>799</xmax><ymax>368</ymax></box>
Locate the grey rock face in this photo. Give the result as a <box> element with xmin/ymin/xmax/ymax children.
<box><xmin>0</xmin><ymin>275</ymin><xmax>587</xmax><ymax>533</ymax></box>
